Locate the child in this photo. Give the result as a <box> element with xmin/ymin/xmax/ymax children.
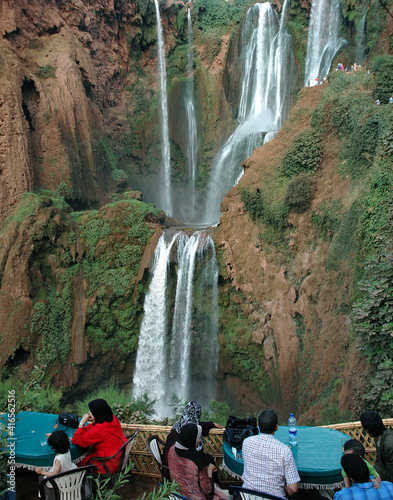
<box><xmin>35</xmin><ymin>430</ymin><xmax>77</xmax><ymax>498</ymax></box>
<box><xmin>342</xmin><ymin>439</ymin><xmax>381</xmax><ymax>488</ymax></box>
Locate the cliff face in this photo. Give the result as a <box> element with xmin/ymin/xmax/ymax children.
<box><xmin>1</xmin><ymin>0</ymin><xmax>391</xmax><ymax>421</ymax></box>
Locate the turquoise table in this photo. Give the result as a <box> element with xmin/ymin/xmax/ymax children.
<box><xmin>223</xmin><ymin>426</ymin><xmax>349</xmax><ymax>489</ymax></box>
<box><xmin>1</xmin><ymin>411</ymin><xmax>85</xmax><ymax>469</ymax></box>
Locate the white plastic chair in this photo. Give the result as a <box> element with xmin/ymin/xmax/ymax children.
<box><xmin>39</xmin><ymin>465</ymin><xmax>97</xmax><ymax>500</ymax></box>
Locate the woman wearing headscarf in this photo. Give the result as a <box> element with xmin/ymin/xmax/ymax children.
<box><xmin>168</xmin><ymin>423</ymin><xmax>227</xmax><ymax>500</ymax></box>
<box><xmin>72</xmin><ymin>399</ymin><xmax>126</xmax><ymax>474</ymax></box>
<box><xmin>162</xmin><ymin>401</ymin><xmax>223</xmax><ymax>479</ymax></box>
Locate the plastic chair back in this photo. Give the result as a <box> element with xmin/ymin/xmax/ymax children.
<box><xmin>39</xmin><ymin>465</ymin><xmax>97</xmax><ymax>500</ymax></box>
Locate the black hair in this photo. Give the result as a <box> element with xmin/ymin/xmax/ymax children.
<box><xmin>360</xmin><ymin>411</ymin><xmax>386</xmax><ymax>437</ymax></box>
<box><xmin>47</xmin><ymin>430</ymin><xmax>70</xmax><ymax>454</ymax></box>
<box><xmin>258</xmin><ymin>409</ymin><xmax>278</xmax><ymax>434</ymax></box>
<box><xmin>341</xmin><ymin>454</ymin><xmax>369</xmax><ymax>484</ymax></box>
<box><xmin>343</xmin><ymin>439</ymin><xmax>365</xmax><ymax>457</ymax></box>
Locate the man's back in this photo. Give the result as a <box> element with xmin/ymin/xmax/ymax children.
<box><xmin>334</xmin><ymin>481</ymin><xmax>393</xmax><ymax>500</ymax></box>
<box><xmin>242</xmin><ymin>433</ymin><xmax>300</xmax><ymax>499</ymax></box>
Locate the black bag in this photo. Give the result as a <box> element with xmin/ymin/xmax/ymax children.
<box><xmin>58</xmin><ymin>412</ymin><xmax>79</xmax><ymax>429</ymax></box>
<box><xmin>223</xmin><ymin>415</ymin><xmax>258</xmax><ymax>450</ymax></box>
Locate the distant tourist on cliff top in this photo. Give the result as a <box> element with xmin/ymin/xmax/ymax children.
<box><xmin>334</xmin><ymin>454</ymin><xmax>393</xmax><ymax>500</ymax></box>
<box><xmin>242</xmin><ymin>409</ymin><xmax>300</xmax><ymax>498</ymax></box>
<box><xmin>361</xmin><ymin>411</ymin><xmax>393</xmax><ymax>483</ymax></box>
<box><xmin>162</xmin><ymin>401</ymin><xmax>223</xmax><ymax>480</ymax></box>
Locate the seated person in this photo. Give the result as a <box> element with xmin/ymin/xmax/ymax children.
<box><xmin>162</xmin><ymin>401</ymin><xmax>223</xmax><ymax>481</ymax></box>
<box><xmin>35</xmin><ymin>430</ymin><xmax>77</xmax><ymax>499</ymax></box>
<box><xmin>167</xmin><ymin>423</ymin><xmax>227</xmax><ymax>500</ymax></box>
<box><xmin>361</xmin><ymin>411</ymin><xmax>393</xmax><ymax>483</ymax></box>
<box><xmin>342</xmin><ymin>439</ymin><xmax>380</xmax><ymax>488</ymax></box>
<box><xmin>72</xmin><ymin>398</ymin><xmax>126</xmax><ymax>474</ymax></box>
<box><xmin>334</xmin><ymin>454</ymin><xmax>393</xmax><ymax>499</ymax></box>
<box><xmin>242</xmin><ymin>409</ymin><xmax>300</xmax><ymax>499</ymax></box>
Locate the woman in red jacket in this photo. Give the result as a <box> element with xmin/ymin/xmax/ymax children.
<box><xmin>72</xmin><ymin>399</ymin><xmax>126</xmax><ymax>474</ymax></box>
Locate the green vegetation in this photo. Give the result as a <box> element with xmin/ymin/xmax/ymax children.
<box><xmin>36</xmin><ymin>64</ymin><xmax>57</xmax><ymax>79</ymax></box>
<box><xmin>372</xmin><ymin>55</ymin><xmax>393</xmax><ymax>104</ymax></box>
<box><xmin>0</xmin><ymin>366</ymin><xmax>62</xmax><ymax>414</ymax></box>
<box><xmin>281</xmin><ymin>129</ymin><xmax>323</xmax><ymax>178</ymax></box>
<box><xmin>72</xmin><ymin>384</ymin><xmax>155</xmax><ymax>424</ymax></box>
<box><xmin>284</xmin><ymin>172</ymin><xmax>316</xmax><ymax>213</ymax></box>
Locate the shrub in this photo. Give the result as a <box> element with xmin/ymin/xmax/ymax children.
<box><xmin>284</xmin><ymin>172</ymin><xmax>316</xmax><ymax>213</ymax></box>
<box><xmin>352</xmin><ymin>241</ymin><xmax>393</xmax><ymax>414</ymax></box>
<box><xmin>312</xmin><ymin>199</ymin><xmax>343</xmax><ymax>240</ymax></box>
<box><xmin>36</xmin><ymin>64</ymin><xmax>57</xmax><ymax>79</ymax></box>
<box><xmin>372</xmin><ymin>55</ymin><xmax>393</xmax><ymax>104</ymax></box>
<box><xmin>281</xmin><ymin>130</ymin><xmax>323</xmax><ymax>177</ymax></box>
<box><xmin>71</xmin><ymin>385</ymin><xmax>155</xmax><ymax>424</ymax></box>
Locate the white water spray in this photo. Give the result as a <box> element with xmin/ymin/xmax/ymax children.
<box><xmin>203</xmin><ymin>1</ymin><xmax>295</xmax><ymax>225</ymax></box>
<box><xmin>154</xmin><ymin>0</ymin><xmax>172</xmax><ymax>216</ymax></box>
<box><xmin>304</xmin><ymin>0</ymin><xmax>347</xmax><ymax>86</ymax></box>
<box><xmin>185</xmin><ymin>8</ymin><xmax>198</xmax><ymax>221</ymax></box>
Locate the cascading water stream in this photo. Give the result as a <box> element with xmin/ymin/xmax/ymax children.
<box><xmin>132</xmin><ymin>232</ymin><xmax>179</xmax><ymax>416</ymax></box>
<box><xmin>304</xmin><ymin>0</ymin><xmax>347</xmax><ymax>86</ymax></box>
<box><xmin>154</xmin><ymin>0</ymin><xmax>172</xmax><ymax>216</ymax></box>
<box><xmin>355</xmin><ymin>13</ymin><xmax>367</xmax><ymax>64</ymax></box>
<box><xmin>133</xmin><ymin>231</ymin><xmax>219</xmax><ymax>417</ymax></box>
<box><xmin>185</xmin><ymin>8</ymin><xmax>198</xmax><ymax>221</ymax></box>
<box><xmin>203</xmin><ymin>1</ymin><xmax>295</xmax><ymax>225</ymax></box>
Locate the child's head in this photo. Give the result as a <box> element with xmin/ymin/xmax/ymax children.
<box><xmin>47</xmin><ymin>430</ymin><xmax>70</xmax><ymax>454</ymax></box>
<box><xmin>343</xmin><ymin>438</ymin><xmax>365</xmax><ymax>458</ymax></box>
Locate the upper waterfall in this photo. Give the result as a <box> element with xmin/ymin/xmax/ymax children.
<box><xmin>203</xmin><ymin>1</ymin><xmax>296</xmax><ymax>226</ymax></box>
<box><xmin>154</xmin><ymin>0</ymin><xmax>172</xmax><ymax>216</ymax></box>
<box><xmin>304</xmin><ymin>0</ymin><xmax>347</xmax><ymax>86</ymax></box>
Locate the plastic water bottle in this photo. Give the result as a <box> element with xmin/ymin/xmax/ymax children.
<box><xmin>288</xmin><ymin>413</ymin><xmax>297</xmax><ymax>445</ymax></box>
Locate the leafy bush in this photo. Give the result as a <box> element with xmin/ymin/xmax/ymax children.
<box><xmin>71</xmin><ymin>385</ymin><xmax>155</xmax><ymax>424</ymax></box>
<box><xmin>36</xmin><ymin>64</ymin><xmax>57</xmax><ymax>79</ymax></box>
<box><xmin>312</xmin><ymin>200</ymin><xmax>343</xmax><ymax>240</ymax></box>
<box><xmin>284</xmin><ymin>172</ymin><xmax>316</xmax><ymax>213</ymax></box>
<box><xmin>372</xmin><ymin>55</ymin><xmax>393</xmax><ymax>104</ymax></box>
<box><xmin>352</xmin><ymin>242</ymin><xmax>393</xmax><ymax>414</ymax></box>
<box><xmin>241</xmin><ymin>187</ymin><xmax>288</xmax><ymax>229</ymax></box>
<box><xmin>281</xmin><ymin>130</ymin><xmax>323</xmax><ymax>177</ymax></box>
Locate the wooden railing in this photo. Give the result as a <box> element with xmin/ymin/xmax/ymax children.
<box><xmin>121</xmin><ymin>419</ymin><xmax>393</xmax><ymax>485</ymax></box>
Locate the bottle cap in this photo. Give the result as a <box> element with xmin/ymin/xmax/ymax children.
<box><xmin>290</xmin><ymin>413</ymin><xmax>294</xmax><ymax>417</ymax></box>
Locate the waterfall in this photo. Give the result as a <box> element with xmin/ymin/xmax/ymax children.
<box><xmin>304</xmin><ymin>0</ymin><xmax>347</xmax><ymax>86</ymax></box>
<box><xmin>154</xmin><ymin>0</ymin><xmax>172</xmax><ymax>216</ymax></box>
<box><xmin>132</xmin><ymin>232</ymin><xmax>179</xmax><ymax>416</ymax></box>
<box><xmin>203</xmin><ymin>1</ymin><xmax>295</xmax><ymax>225</ymax></box>
<box><xmin>133</xmin><ymin>231</ymin><xmax>219</xmax><ymax>417</ymax></box>
<box><xmin>355</xmin><ymin>13</ymin><xmax>367</xmax><ymax>64</ymax></box>
<box><xmin>185</xmin><ymin>8</ymin><xmax>198</xmax><ymax>221</ymax></box>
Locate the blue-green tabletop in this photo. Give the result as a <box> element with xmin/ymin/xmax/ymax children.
<box><xmin>223</xmin><ymin>426</ymin><xmax>349</xmax><ymax>487</ymax></box>
<box><xmin>1</xmin><ymin>411</ymin><xmax>84</xmax><ymax>468</ymax></box>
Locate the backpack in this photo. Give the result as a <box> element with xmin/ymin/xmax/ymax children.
<box><xmin>223</xmin><ymin>415</ymin><xmax>258</xmax><ymax>450</ymax></box>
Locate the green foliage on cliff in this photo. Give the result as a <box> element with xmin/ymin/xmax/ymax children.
<box><xmin>281</xmin><ymin>129</ymin><xmax>323</xmax><ymax>178</ymax></box>
<box><xmin>36</xmin><ymin>64</ymin><xmax>57</xmax><ymax>79</ymax></box>
<box><xmin>284</xmin><ymin>172</ymin><xmax>316</xmax><ymax>213</ymax></box>
<box><xmin>372</xmin><ymin>55</ymin><xmax>393</xmax><ymax>104</ymax></box>
<box><xmin>79</xmin><ymin>199</ymin><xmax>156</xmax><ymax>356</ymax></box>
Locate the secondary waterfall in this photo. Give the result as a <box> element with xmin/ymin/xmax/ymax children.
<box><xmin>133</xmin><ymin>231</ymin><xmax>219</xmax><ymax>417</ymax></box>
<box><xmin>154</xmin><ymin>0</ymin><xmax>172</xmax><ymax>216</ymax></box>
<box><xmin>355</xmin><ymin>13</ymin><xmax>367</xmax><ymax>64</ymax></box>
<box><xmin>185</xmin><ymin>7</ymin><xmax>198</xmax><ymax>222</ymax></box>
<box><xmin>304</xmin><ymin>0</ymin><xmax>347</xmax><ymax>86</ymax></box>
<box><xmin>203</xmin><ymin>1</ymin><xmax>295</xmax><ymax>225</ymax></box>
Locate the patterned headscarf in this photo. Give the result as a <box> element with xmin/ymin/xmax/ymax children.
<box><xmin>172</xmin><ymin>401</ymin><xmax>202</xmax><ymax>434</ymax></box>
